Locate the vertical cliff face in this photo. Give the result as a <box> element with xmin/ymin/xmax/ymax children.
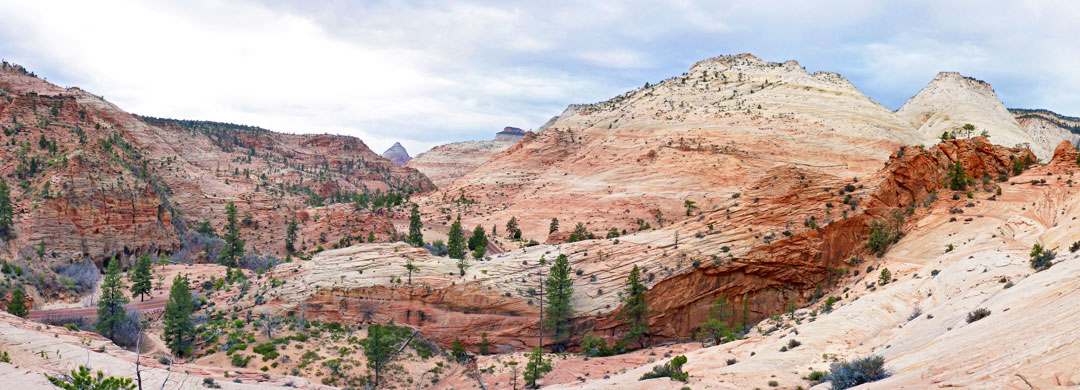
<box><xmin>1010</xmin><ymin>108</ymin><xmax>1080</xmax><ymax>151</ymax></box>
<box><xmin>897</xmin><ymin>72</ymin><xmax>1049</xmax><ymax>159</ymax></box>
<box><xmin>380</xmin><ymin>141</ymin><xmax>412</xmax><ymax>166</ymax></box>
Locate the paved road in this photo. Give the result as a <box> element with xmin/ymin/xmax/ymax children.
<box><xmin>27</xmin><ymin>299</ymin><xmax>167</xmax><ymax>320</ymax></box>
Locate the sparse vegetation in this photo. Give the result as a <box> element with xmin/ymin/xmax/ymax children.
<box><xmin>1029</xmin><ymin>243</ymin><xmax>1055</xmax><ymax>271</ymax></box>
<box><xmin>640</xmin><ymin>355</ymin><xmax>689</xmax><ymax>382</ymax></box>
<box><xmin>967</xmin><ymin>308</ymin><xmax>991</xmax><ymax>323</ymax></box>
<box><xmin>824</xmin><ymin>355</ymin><xmax>890</xmax><ymax>390</ymax></box>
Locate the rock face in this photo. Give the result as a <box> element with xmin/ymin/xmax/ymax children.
<box><xmin>405</xmin><ymin>130</ymin><xmax>523</xmax><ymax>188</ymax></box>
<box><xmin>380</xmin><ymin>141</ymin><xmax>411</xmax><ymax>166</ymax></box>
<box><xmin>897</xmin><ymin>72</ymin><xmax>1050</xmax><ymax>160</ymax></box>
<box><xmin>1011</xmin><ymin>108</ymin><xmax>1080</xmax><ymax>151</ymax></box>
<box><xmin>494</xmin><ymin>126</ymin><xmax>526</xmax><ymax>142</ymax></box>
<box><xmin>0</xmin><ymin>62</ymin><xmax>433</xmax><ymax>296</ymax></box>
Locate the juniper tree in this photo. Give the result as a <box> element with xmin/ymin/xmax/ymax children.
<box><xmin>163</xmin><ymin>274</ymin><xmax>194</xmax><ymax>356</ymax></box>
<box><xmin>129</xmin><ymin>254</ymin><xmax>152</xmax><ymax>302</ymax></box>
<box><xmin>543</xmin><ymin>254</ymin><xmax>574</xmax><ymax>352</ymax></box>
<box><xmin>220</xmin><ymin>201</ymin><xmax>245</xmax><ymax>268</ymax></box>
<box><xmin>96</xmin><ymin>260</ymin><xmax>129</xmax><ymax>341</ymax></box>
<box><xmin>700</xmin><ymin>296</ymin><xmax>734</xmax><ymax>345</ymax></box>
<box><xmin>407</xmin><ymin>203</ymin><xmax>424</xmax><ymax>247</ymax></box>
<box><xmin>6</xmin><ymin>288</ymin><xmax>28</xmax><ymax>317</ymax></box>
<box><xmin>622</xmin><ymin>265</ymin><xmax>650</xmax><ymax>349</ymax></box>
<box><xmin>549</xmin><ymin>218</ymin><xmax>559</xmax><ymax>234</ymax></box>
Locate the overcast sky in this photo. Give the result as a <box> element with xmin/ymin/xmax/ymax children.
<box><xmin>1</xmin><ymin>0</ymin><xmax>1077</xmax><ymax>154</ymax></box>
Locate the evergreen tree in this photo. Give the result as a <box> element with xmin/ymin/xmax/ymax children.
<box><xmin>46</xmin><ymin>365</ymin><xmax>135</xmax><ymax>390</ymax></box>
<box><xmin>622</xmin><ymin>265</ymin><xmax>650</xmax><ymax>348</ymax></box>
<box><xmin>506</xmin><ymin>217</ymin><xmax>521</xmax><ymax>239</ymax></box>
<box><xmin>567</xmin><ymin>222</ymin><xmax>592</xmax><ymax>242</ymax></box>
<box><xmin>523</xmin><ymin>346</ymin><xmax>552</xmax><ymax>388</ymax></box>
<box><xmin>467</xmin><ymin>225</ymin><xmax>487</xmax><ymax>251</ymax></box>
<box><xmin>195</xmin><ymin>219</ymin><xmax>216</xmax><ymax>237</ymax></box>
<box><xmin>0</xmin><ymin>178</ymin><xmax>14</xmax><ymax>242</ymax></box>
<box><xmin>407</xmin><ymin>203</ymin><xmax>424</xmax><ymax>247</ymax></box>
<box><xmin>699</xmin><ymin>296</ymin><xmax>734</xmax><ymax>345</ymax></box>
<box><xmin>548</xmin><ymin>218</ymin><xmax>559</xmax><ymax>234</ymax></box>
<box><xmin>6</xmin><ymin>288</ymin><xmax>28</xmax><ymax>317</ymax></box>
<box><xmin>129</xmin><ymin>254</ymin><xmax>152</xmax><ymax>302</ymax></box>
<box><xmin>362</xmin><ymin>323</ymin><xmax>410</xmax><ymax>388</ymax></box>
<box><xmin>543</xmin><ymin>254</ymin><xmax>575</xmax><ymax>351</ymax></box>
<box><xmin>95</xmin><ymin>260</ymin><xmax>129</xmax><ymax>340</ymax></box>
<box><xmin>285</xmin><ymin>218</ymin><xmax>298</xmax><ymax>253</ymax></box>
<box><xmin>447</xmin><ymin>216</ymin><xmax>465</xmax><ymax>260</ymax></box>
<box><xmin>220</xmin><ymin>201</ymin><xmax>245</xmax><ymax>268</ymax></box>
<box><xmin>0</xmin><ymin>178</ymin><xmax>12</xmax><ymax>240</ymax></box>
<box><xmin>163</xmin><ymin>274</ymin><xmax>194</xmax><ymax>356</ymax></box>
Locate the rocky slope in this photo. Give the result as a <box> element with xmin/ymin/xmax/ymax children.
<box><xmin>897</xmin><ymin>72</ymin><xmax>1050</xmax><ymax>160</ymax></box>
<box><xmin>0</xmin><ymin>62</ymin><xmax>432</xmax><ymax>306</ymax></box>
<box><xmin>1011</xmin><ymin>108</ymin><xmax>1080</xmax><ymax>151</ymax></box>
<box><xmin>421</xmin><ymin>54</ymin><xmax>930</xmax><ymax>242</ymax></box>
<box><xmin>381</xmin><ymin>141</ymin><xmax>411</xmax><ymax>166</ymax></box>
<box><xmin>405</xmin><ymin>130</ymin><xmax>522</xmax><ymax>188</ymax></box>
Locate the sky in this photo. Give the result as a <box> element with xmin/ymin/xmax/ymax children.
<box><xmin>1</xmin><ymin>0</ymin><xmax>1078</xmax><ymax>155</ymax></box>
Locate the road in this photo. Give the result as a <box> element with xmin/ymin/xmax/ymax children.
<box><xmin>27</xmin><ymin>299</ymin><xmax>168</xmax><ymax>320</ymax></box>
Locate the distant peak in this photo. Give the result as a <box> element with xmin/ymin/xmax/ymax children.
<box><xmin>495</xmin><ymin>126</ymin><xmax>526</xmax><ymax>142</ymax></box>
<box><xmin>382</xmin><ymin>142</ymin><xmax>411</xmax><ymax>166</ymax></box>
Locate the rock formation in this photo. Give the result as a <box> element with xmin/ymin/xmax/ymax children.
<box><xmin>406</xmin><ymin>128</ymin><xmax>524</xmax><ymax>188</ymax></box>
<box><xmin>380</xmin><ymin>141</ymin><xmax>411</xmax><ymax>166</ymax></box>
<box><xmin>897</xmin><ymin>72</ymin><xmax>1050</xmax><ymax>159</ymax></box>
<box><xmin>1011</xmin><ymin>108</ymin><xmax>1080</xmax><ymax>151</ymax></box>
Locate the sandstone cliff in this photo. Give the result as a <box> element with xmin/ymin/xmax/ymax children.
<box><xmin>405</xmin><ymin>130</ymin><xmax>522</xmax><ymax>188</ymax></box>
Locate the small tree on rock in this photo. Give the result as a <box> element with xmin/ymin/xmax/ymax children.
<box><xmin>549</xmin><ymin>218</ymin><xmax>559</xmax><ymax>234</ymax></box>
<box><xmin>407</xmin><ymin>203</ymin><xmax>424</xmax><ymax>247</ymax></box>
<box><xmin>622</xmin><ymin>265</ymin><xmax>650</xmax><ymax>349</ymax></box>
<box><xmin>6</xmin><ymin>288</ymin><xmax>28</xmax><ymax>317</ymax></box>
<box><xmin>447</xmin><ymin>216</ymin><xmax>465</xmax><ymax>260</ymax></box>
<box><xmin>543</xmin><ymin>254</ymin><xmax>574</xmax><ymax>352</ymax></box>
<box><xmin>523</xmin><ymin>346</ymin><xmax>551</xmax><ymax>388</ymax></box>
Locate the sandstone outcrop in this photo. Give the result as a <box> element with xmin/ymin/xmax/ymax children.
<box><xmin>405</xmin><ymin>130</ymin><xmax>522</xmax><ymax>188</ymax></box>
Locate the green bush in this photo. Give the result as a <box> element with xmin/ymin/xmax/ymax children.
<box><xmin>966</xmin><ymin>308</ymin><xmax>991</xmax><ymax>323</ymax></box>
<box><xmin>640</xmin><ymin>355</ymin><xmax>689</xmax><ymax>382</ymax></box>
<box><xmin>231</xmin><ymin>353</ymin><xmax>252</xmax><ymax>367</ymax></box>
<box><xmin>824</xmin><ymin>355</ymin><xmax>889</xmax><ymax>390</ymax></box>
<box><xmin>581</xmin><ymin>332</ymin><xmax>613</xmax><ymax>357</ymax></box>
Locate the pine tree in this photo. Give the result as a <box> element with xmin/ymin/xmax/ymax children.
<box><xmin>548</xmin><ymin>218</ymin><xmax>559</xmax><ymax>234</ymax></box>
<box><xmin>523</xmin><ymin>346</ymin><xmax>551</xmax><ymax>388</ymax></box>
<box><xmin>506</xmin><ymin>217</ymin><xmax>521</xmax><ymax>239</ymax></box>
<box><xmin>467</xmin><ymin>225</ymin><xmax>487</xmax><ymax>251</ymax></box>
<box><xmin>543</xmin><ymin>254</ymin><xmax>574</xmax><ymax>351</ymax></box>
<box><xmin>285</xmin><ymin>218</ymin><xmax>298</xmax><ymax>253</ymax></box>
<box><xmin>196</xmin><ymin>219</ymin><xmax>216</xmax><ymax>237</ymax></box>
<box><xmin>699</xmin><ymin>296</ymin><xmax>733</xmax><ymax>345</ymax></box>
<box><xmin>163</xmin><ymin>274</ymin><xmax>194</xmax><ymax>356</ymax></box>
<box><xmin>447</xmin><ymin>216</ymin><xmax>465</xmax><ymax>260</ymax></box>
<box><xmin>362</xmin><ymin>323</ymin><xmax>410</xmax><ymax>388</ymax></box>
<box><xmin>0</xmin><ymin>178</ymin><xmax>13</xmax><ymax>240</ymax></box>
<box><xmin>220</xmin><ymin>201</ymin><xmax>245</xmax><ymax>268</ymax></box>
<box><xmin>622</xmin><ymin>265</ymin><xmax>649</xmax><ymax>349</ymax></box>
<box><xmin>407</xmin><ymin>203</ymin><xmax>424</xmax><ymax>247</ymax></box>
<box><xmin>129</xmin><ymin>254</ymin><xmax>152</xmax><ymax>302</ymax></box>
<box><xmin>95</xmin><ymin>260</ymin><xmax>129</xmax><ymax>340</ymax></box>
<box><xmin>6</xmin><ymin>288</ymin><xmax>28</xmax><ymax>317</ymax></box>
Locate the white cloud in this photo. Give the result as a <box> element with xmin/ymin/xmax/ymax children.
<box><xmin>0</xmin><ymin>0</ymin><xmax>1077</xmax><ymax>155</ymax></box>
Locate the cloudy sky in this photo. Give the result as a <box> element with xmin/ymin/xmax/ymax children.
<box><xmin>1</xmin><ymin>0</ymin><xmax>1077</xmax><ymax>154</ymax></box>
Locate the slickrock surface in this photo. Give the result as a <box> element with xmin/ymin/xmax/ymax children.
<box><xmin>406</xmin><ymin>133</ymin><xmax>520</xmax><ymax>188</ymax></box>
<box><xmin>898</xmin><ymin>72</ymin><xmax>1050</xmax><ymax>160</ymax></box>
<box><xmin>381</xmin><ymin>141</ymin><xmax>412</xmax><ymax>166</ymax></box>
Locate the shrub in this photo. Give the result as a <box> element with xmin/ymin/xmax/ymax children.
<box><xmin>807</xmin><ymin>370</ymin><xmax>825</xmax><ymax>381</ymax></box>
<box><xmin>824</xmin><ymin>355</ymin><xmax>890</xmax><ymax>390</ymax></box>
<box><xmin>231</xmin><ymin>353</ymin><xmax>252</xmax><ymax>367</ymax></box>
<box><xmin>877</xmin><ymin>268</ymin><xmax>891</xmax><ymax>286</ymax></box>
<box><xmin>640</xmin><ymin>355</ymin><xmax>689</xmax><ymax>382</ymax></box>
<box><xmin>1029</xmin><ymin>244</ymin><xmax>1055</xmax><ymax>270</ymax></box>
<box><xmin>53</xmin><ymin>261</ymin><xmax>100</xmax><ymax>293</ymax></box>
<box><xmin>966</xmin><ymin>308</ymin><xmax>991</xmax><ymax>323</ymax></box>
<box><xmin>581</xmin><ymin>332</ymin><xmax>613</xmax><ymax>357</ymax></box>
<box><xmin>865</xmin><ymin>216</ymin><xmax>903</xmax><ymax>257</ymax></box>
